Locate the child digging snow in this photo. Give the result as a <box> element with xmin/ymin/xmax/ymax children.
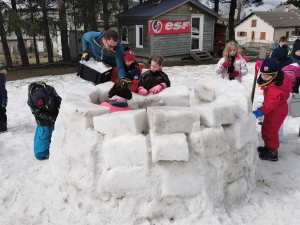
<box><xmin>100</xmin><ymin>79</ymin><xmax>133</xmax><ymax>112</ymax></box>
<box><xmin>253</xmin><ymin>58</ymin><xmax>292</xmax><ymax>161</ymax></box>
<box><xmin>27</xmin><ymin>82</ymin><xmax>61</xmax><ymax>160</ymax></box>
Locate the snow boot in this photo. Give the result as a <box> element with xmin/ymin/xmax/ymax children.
<box><xmin>0</xmin><ymin>122</ymin><xmax>7</xmax><ymax>133</ymax></box>
<box><xmin>257</xmin><ymin>146</ymin><xmax>267</xmax><ymax>153</ymax></box>
<box><xmin>259</xmin><ymin>148</ymin><xmax>278</xmax><ymax>161</ymax></box>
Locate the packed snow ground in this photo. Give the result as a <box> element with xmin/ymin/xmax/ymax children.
<box><xmin>1</xmin><ymin>62</ymin><xmax>300</xmax><ymax>224</ymax></box>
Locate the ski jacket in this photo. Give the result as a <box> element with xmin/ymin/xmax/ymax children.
<box><xmin>0</xmin><ymin>70</ymin><xmax>7</xmax><ymax>103</ymax></box>
<box><xmin>281</xmin><ymin>63</ymin><xmax>300</xmax><ymax>92</ymax></box>
<box><xmin>125</xmin><ymin>62</ymin><xmax>142</xmax><ymax>92</ymax></box>
<box><xmin>138</xmin><ymin>70</ymin><xmax>171</xmax><ymax>91</ymax></box>
<box><xmin>82</xmin><ymin>31</ymin><xmax>126</xmax><ymax>79</ymax></box>
<box><xmin>27</xmin><ymin>82</ymin><xmax>62</xmax><ymax>126</ymax></box>
<box><xmin>215</xmin><ymin>55</ymin><xmax>248</xmax><ymax>82</ymax></box>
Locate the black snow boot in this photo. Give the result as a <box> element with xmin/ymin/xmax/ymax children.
<box><xmin>259</xmin><ymin>148</ymin><xmax>278</xmax><ymax>161</ymax></box>
<box><xmin>0</xmin><ymin>122</ymin><xmax>7</xmax><ymax>132</ymax></box>
<box><xmin>257</xmin><ymin>146</ymin><xmax>267</xmax><ymax>153</ymax></box>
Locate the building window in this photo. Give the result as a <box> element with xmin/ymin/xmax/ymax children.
<box><xmin>136</xmin><ymin>25</ymin><xmax>143</xmax><ymax>48</ymax></box>
<box><xmin>121</xmin><ymin>26</ymin><xmax>128</xmax><ymax>44</ymax></box>
<box><xmin>251</xmin><ymin>20</ymin><xmax>257</xmax><ymax>27</ymax></box>
<box><xmin>237</xmin><ymin>31</ymin><xmax>247</xmax><ymax>37</ymax></box>
<box><xmin>260</xmin><ymin>32</ymin><xmax>266</xmax><ymax>39</ymax></box>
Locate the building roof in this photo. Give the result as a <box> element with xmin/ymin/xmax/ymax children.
<box><xmin>235</xmin><ymin>11</ymin><xmax>300</xmax><ymax>28</ymax></box>
<box><xmin>274</xmin><ymin>4</ymin><xmax>298</xmax><ymax>12</ymax></box>
<box><xmin>115</xmin><ymin>0</ymin><xmax>219</xmax><ymax>19</ymax></box>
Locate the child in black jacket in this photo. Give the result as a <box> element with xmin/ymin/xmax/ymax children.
<box><xmin>138</xmin><ymin>55</ymin><xmax>171</xmax><ymax>96</ymax></box>
<box><xmin>0</xmin><ymin>64</ymin><xmax>7</xmax><ymax>132</ymax></box>
<box><xmin>27</xmin><ymin>81</ymin><xmax>61</xmax><ymax>160</ymax></box>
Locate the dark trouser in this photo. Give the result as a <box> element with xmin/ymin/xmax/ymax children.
<box><xmin>0</xmin><ymin>107</ymin><xmax>7</xmax><ymax>123</ymax></box>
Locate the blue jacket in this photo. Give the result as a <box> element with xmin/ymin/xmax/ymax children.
<box><xmin>82</xmin><ymin>31</ymin><xmax>126</xmax><ymax>79</ymax></box>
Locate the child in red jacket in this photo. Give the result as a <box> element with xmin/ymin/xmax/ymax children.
<box><xmin>253</xmin><ymin>58</ymin><xmax>292</xmax><ymax>161</ymax></box>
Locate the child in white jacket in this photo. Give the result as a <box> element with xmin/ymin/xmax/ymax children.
<box><xmin>215</xmin><ymin>41</ymin><xmax>248</xmax><ymax>83</ymax></box>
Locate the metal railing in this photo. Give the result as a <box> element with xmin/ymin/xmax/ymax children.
<box><xmin>237</xmin><ymin>38</ymin><xmax>274</xmax><ymax>48</ymax></box>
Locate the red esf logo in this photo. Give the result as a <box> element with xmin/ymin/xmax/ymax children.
<box><xmin>149</xmin><ymin>19</ymin><xmax>191</xmax><ymax>35</ymax></box>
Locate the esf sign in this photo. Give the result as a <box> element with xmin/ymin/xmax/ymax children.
<box><xmin>149</xmin><ymin>19</ymin><xmax>190</xmax><ymax>35</ymax></box>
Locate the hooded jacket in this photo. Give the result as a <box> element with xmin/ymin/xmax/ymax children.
<box><xmin>82</xmin><ymin>31</ymin><xmax>126</xmax><ymax>79</ymax></box>
<box><xmin>27</xmin><ymin>82</ymin><xmax>62</xmax><ymax>126</ymax></box>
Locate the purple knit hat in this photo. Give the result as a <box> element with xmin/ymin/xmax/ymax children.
<box><xmin>31</xmin><ymin>88</ymin><xmax>49</xmax><ymax>107</ymax></box>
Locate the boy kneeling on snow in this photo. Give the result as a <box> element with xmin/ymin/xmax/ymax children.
<box><xmin>27</xmin><ymin>82</ymin><xmax>61</xmax><ymax>160</ymax></box>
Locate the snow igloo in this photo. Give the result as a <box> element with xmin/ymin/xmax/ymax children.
<box><xmin>49</xmin><ymin>76</ymin><xmax>259</xmax><ymax>224</ymax></box>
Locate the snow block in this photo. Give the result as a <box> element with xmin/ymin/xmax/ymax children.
<box><xmin>147</xmin><ymin>106</ymin><xmax>200</xmax><ymax>134</ymax></box>
<box><xmin>159</xmin><ymin>161</ymin><xmax>204</xmax><ymax>197</ymax></box>
<box><xmin>225</xmin><ymin>178</ymin><xmax>247</xmax><ymax>200</ymax></box>
<box><xmin>221</xmin><ymin>91</ymin><xmax>252</xmax><ymax>113</ymax></box>
<box><xmin>93</xmin><ymin>109</ymin><xmax>148</xmax><ymax>137</ymax></box>
<box><xmin>223</xmin><ymin>113</ymin><xmax>257</xmax><ymax>150</ymax></box>
<box><xmin>61</xmin><ymin>92</ymin><xmax>87</xmax><ymax>103</ymax></box>
<box><xmin>102</xmin><ymin>134</ymin><xmax>149</xmax><ymax>169</ymax></box>
<box><xmin>96</xmin><ymin>81</ymin><xmax>114</xmax><ymax>103</ymax></box>
<box><xmin>150</xmin><ymin>130</ymin><xmax>189</xmax><ymax>162</ymax></box>
<box><xmin>193</xmin><ymin>100</ymin><xmax>238</xmax><ymax>127</ymax></box>
<box><xmin>102</xmin><ymin>167</ymin><xmax>149</xmax><ymax>198</ymax></box>
<box><xmin>187</xmin><ymin>126</ymin><xmax>230</xmax><ymax>158</ymax></box>
<box><xmin>64</xmin><ymin>83</ymin><xmax>99</xmax><ymax>104</ymax></box>
<box><xmin>157</xmin><ymin>86</ymin><xmax>190</xmax><ymax>107</ymax></box>
<box><xmin>57</xmin><ymin>101</ymin><xmax>109</xmax><ymax>133</ymax></box>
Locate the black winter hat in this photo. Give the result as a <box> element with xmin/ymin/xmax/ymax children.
<box><xmin>271</xmin><ymin>45</ymin><xmax>288</xmax><ymax>62</ymax></box>
<box><xmin>293</xmin><ymin>39</ymin><xmax>300</xmax><ymax>52</ymax></box>
<box><xmin>260</xmin><ymin>58</ymin><xmax>278</xmax><ymax>76</ymax></box>
<box><xmin>31</xmin><ymin>88</ymin><xmax>50</xmax><ymax>107</ymax></box>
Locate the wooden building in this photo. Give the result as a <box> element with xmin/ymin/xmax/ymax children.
<box><xmin>115</xmin><ymin>0</ymin><xmax>219</xmax><ymax>61</ymax></box>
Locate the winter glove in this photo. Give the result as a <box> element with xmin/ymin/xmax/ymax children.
<box><xmin>1</xmin><ymin>98</ymin><xmax>7</xmax><ymax>108</ymax></box>
<box><xmin>222</xmin><ymin>60</ymin><xmax>232</xmax><ymax>68</ymax></box>
<box><xmin>119</xmin><ymin>78</ymin><xmax>132</xmax><ymax>84</ymax></box>
<box><xmin>149</xmin><ymin>83</ymin><xmax>167</xmax><ymax>94</ymax></box>
<box><xmin>253</xmin><ymin>108</ymin><xmax>264</xmax><ymax>118</ymax></box>
<box><xmin>229</xmin><ymin>71</ymin><xmax>240</xmax><ymax>79</ymax></box>
<box><xmin>81</xmin><ymin>50</ymin><xmax>91</xmax><ymax>61</ymax></box>
<box><xmin>138</xmin><ymin>86</ymin><xmax>148</xmax><ymax>96</ymax></box>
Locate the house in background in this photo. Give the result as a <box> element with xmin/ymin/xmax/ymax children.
<box><xmin>115</xmin><ymin>0</ymin><xmax>219</xmax><ymax>62</ymax></box>
<box><xmin>273</xmin><ymin>4</ymin><xmax>298</xmax><ymax>12</ymax></box>
<box><xmin>235</xmin><ymin>11</ymin><xmax>300</xmax><ymax>46</ymax></box>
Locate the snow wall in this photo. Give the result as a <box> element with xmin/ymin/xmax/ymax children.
<box><xmin>49</xmin><ymin>76</ymin><xmax>259</xmax><ymax>224</ymax></box>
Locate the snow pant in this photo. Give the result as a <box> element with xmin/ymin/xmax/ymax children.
<box><xmin>0</xmin><ymin>107</ymin><xmax>6</xmax><ymax>123</ymax></box>
<box><xmin>34</xmin><ymin>125</ymin><xmax>54</xmax><ymax>160</ymax></box>
<box><xmin>111</xmin><ymin>67</ymin><xmax>119</xmax><ymax>83</ymax></box>
<box><xmin>261</xmin><ymin>106</ymin><xmax>288</xmax><ymax>149</ymax></box>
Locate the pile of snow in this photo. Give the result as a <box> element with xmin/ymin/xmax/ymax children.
<box><xmin>49</xmin><ymin>75</ymin><xmax>258</xmax><ymax>224</ymax></box>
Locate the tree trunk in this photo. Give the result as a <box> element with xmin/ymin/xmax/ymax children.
<box><xmin>102</xmin><ymin>0</ymin><xmax>110</xmax><ymax>30</ymax></box>
<box><xmin>58</xmin><ymin>0</ymin><xmax>71</xmax><ymax>61</ymax></box>
<box><xmin>214</xmin><ymin>0</ymin><xmax>220</xmax><ymax>13</ymax></box>
<box><xmin>0</xmin><ymin>23</ymin><xmax>12</xmax><ymax>67</ymax></box>
<box><xmin>41</xmin><ymin>1</ymin><xmax>54</xmax><ymax>63</ymax></box>
<box><xmin>11</xmin><ymin>0</ymin><xmax>29</xmax><ymax>66</ymax></box>
<box><xmin>228</xmin><ymin>0</ymin><xmax>237</xmax><ymax>42</ymax></box>
<box><xmin>236</xmin><ymin>0</ymin><xmax>242</xmax><ymax>23</ymax></box>
<box><xmin>29</xmin><ymin>1</ymin><xmax>40</xmax><ymax>65</ymax></box>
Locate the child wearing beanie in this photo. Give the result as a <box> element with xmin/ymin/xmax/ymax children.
<box><xmin>27</xmin><ymin>82</ymin><xmax>62</xmax><ymax>160</ymax></box>
<box><xmin>100</xmin><ymin>80</ymin><xmax>133</xmax><ymax>112</ymax></box>
<box><xmin>253</xmin><ymin>58</ymin><xmax>292</xmax><ymax>161</ymax></box>
<box><xmin>0</xmin><ymin>62</ymin><xmax>7</xmax><ymax>132</ymax></box>
<box><xmin>123</xmin><ymin>47</ymin><xmax>142</xmax><ymax>92</ymax></box>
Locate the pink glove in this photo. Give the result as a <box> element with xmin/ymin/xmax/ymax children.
<box><xmin>149</xmin><ymin>83</ymin><xmax>167</xmax><ymax>94</ymax></box>
<box><xmin>222</xmin><ymin>60</ymin><xmax>232</xmax><ymax>68</ymax></box>
<box><xmin>138</xmin><ymin>86</ymin><xmax>148</xmax><ymax>96</ymax></box>
<box><xmin>229</xmin><ymin>71</ymin><xmax>240</xmax><ymax>78</ymax></box>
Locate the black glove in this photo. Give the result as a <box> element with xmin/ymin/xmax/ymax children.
<box><xmin>81</xmin><ymin>50</ymin><xmax>91</xmax><ymax>61</ymax></box>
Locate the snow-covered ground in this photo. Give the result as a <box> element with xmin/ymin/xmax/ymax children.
<box><xmin>1</xmin><ymin>62</ymin><xmax>300</xmax><ymax>224</ymax></box>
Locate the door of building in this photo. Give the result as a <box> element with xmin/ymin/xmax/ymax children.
<box><xmin>191</xmin><ymin>15</ymin><xmax>203</xmax><ymax>51</ymax></box>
